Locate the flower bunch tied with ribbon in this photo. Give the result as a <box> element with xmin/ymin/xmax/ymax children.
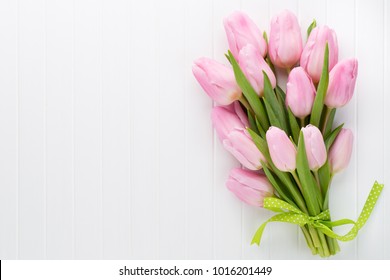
<box><xmin>192</xmin><ymin>10</ymin><xmax>384</xmax><ymax>257</ymax></box>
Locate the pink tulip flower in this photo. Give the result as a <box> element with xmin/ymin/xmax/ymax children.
<box><xmin>329</xmin><ymin>128</ymin><xmax>353</xmax><ymax>174</ymax></box>
<box><xmin>211</xmin><ymin>106</ymin><xmax>247</xmax><ymax>141</ymax></box>
<box><xmin>286</xmin><ymin>67</ymin><xmax>316</xmax><ymax>118</ymax></box>
<box><xmin>266</xmin><ymin>126</ymin><xmax>297</xmax><ymax>172</ymax></box>
<box><xmin>224</xmin><ymin>11</ymin><xmax>267</xmax><ymax>60</ymax></box>
<box><xmin>301</xmin><ymin>125</ymin><xmax>327</xmax><ymax>171</ymax></box>
<box><xmin>212</xmin><ymin>106</ymin><xmax>264</xmax><ymax>170</ymax></box>
<box><xmin>223</xmin><ymin>130</ymin><xmax>265</xmax><ymax>170</ymax></box>
<box><xmin>269</xmin><ymin>10</ymin><xmax>303</xmax><ymax>69</ymax></box>
<box><xmin>325</xmin><ymin>59</ymin><xmax>358</xmax><ymax>108</ymax></box>
<box><xmin>193</xmin><ymin>57</ymin><xmax>241</xmax><ymax>105</ymax></box>
<box><xmin>238</xmin><ymin>44</ymin><xmax>276</xmax><ymax>96</ymax></box>
<box><xmin>224</xmin><ymin>101</ymin><xmax>250</xmax><ymax>128</ymax></box>
<box><xmin>226</xmin><ymin>168</ymin><xmax>274</xmax><ymax>207</ymax></box>
<box><xmin>300</xmin><ymin>26</ymin><xmax>338</xmax><ymax>83</ymax></box>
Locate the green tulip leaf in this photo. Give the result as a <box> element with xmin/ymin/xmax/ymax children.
<box><xmin>271</xmin><ymin>165</ymin><xmax>309</xmax><ymax>214</ymax></box>
<box><xmin>263</xmin><ymin>31</ymin><xmax>268</xmax><ymax>44</ymax></box>
<box><xmin>310</xmin><ymin>43</ymin><xmax>329</xmax><ymax>127</ymax></box>
<box><xmin>263</xmin><ymin>97</ymin><xmax>282</xmax><ymax>129</ymax></box>
<box><xmin>318</xmin><ymin>160</ymin><xmax>331</xmax><ymax>199</ymax></box>
<box><xmin>275</xmin><ymin>86</ymin><xmax>290</xmax><ymax>135</ymax></box>
<box><xmin>297</xmin><ymin>131</ymin><xmax>322</xmax><ymax>215</ymax></box>
<box><xmin>255</xmin><ymin>116</ymin><xmax>266</xmax><ymax>138</ymax></box>
<box><xmin>227</xmin><ymin>51</ymin><xmax>269</xmax><ymax>130</ymax></box>
<box><xmin>275</xmin><ymin>85</ymin><xmax>286</xmax><ymax>102</ymax></box>
<box><xmin>263</xmin><ymin>71</ymin><xmax>288</xmax><ymax>132</ymax></box>
<box><xmin>323</xmin><ymin>108</ymin><xmax>337</xmax><ymax>138</ymax></box>
<box><xmin>287</xmin><ymin>107</ymin><xmax>300</xmax><ymax>144</ymax></box>
<box><xmin>262</xmin><ymin>164</ymin><xmax>297</xmax><ymax>207</ymax></box>
<box><xmin>325</xmin><ymin>123</ymin><xmax>344</xmax><ymax>151</ymax></box>
<box><xmin>307</xmin><ymin>19</ymin><xmax>317</xmax><ymax>38</ymax></box>
<box><xmin>248</xmin><ymin>111</ymin><xmax>259</xmax><ymax>135</ymax></box>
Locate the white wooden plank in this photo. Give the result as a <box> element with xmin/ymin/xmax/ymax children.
<box><xmin>326</xmin><ymin>0</ymin><xmax>357</xmax><ymax>260</ymax></box>
<box><xmin>157</xmin><ymin>0</ymin><xmax>186</xmax><ymax>259</ymax></box>
<box><xmin>212</xmin><ymin>0</ymin><xmax>242</xmax><ymax>259</ymax></box>
<box><xmin>129</xmin><ymin>0</ymin><xmax>159</xmax><ymax>259</ymax></box>
<box><xmin>185</xmin><ymin>0</ymin><xmax>214</xmax><ymax>259</ymax></box>
<box><xmin>269</xmin><ymin>0</ymin><xmax>300</xmax><ymax>260</ymax></box>
<box><xmin>0</xmin><ymin>0</ymin><xmax>18</xmax><ymax>260</ymax></box>
<box><xmin>0</xmin><ymin>0</ymin><xmax>387</xmax><ymax>260</ymax></box>
<box><xmin>356</xmin><ymin>0</ymin><xmax>384</xmax><ymax>259</ymax></box>
<box><xmin>242</xmin><ymin>0</ymin><xmax>271</xmax><ymax>34</ymax></box>
<box><xmin>45</xmin><ymin>0</ymin><xmax>74</xmax><ymax>259</ymax></box>
<box><xmin>384</xmin><ymin>0</ymin><xmax>390</xmax><ymax>260</ymax></box>
<box><xmin>298</xmin><ymin>0</ymin><xmax>327</xmax><ymax>41</ymax></box>
<box><xmin>18</xmin><ymin>0</ymin><xmax>46</xmax><ymax>259</ymax></box>
<box><xmin>240</xmin><ymin>0</ymin><xmax>272</xmax><ymax>260</ymax></box>
<box><xmin>270</xmin><ymin>0</ymin><xmax>298</xmax><ymax>15</ymax></box>
<box><xmin>73</xmin><ymin>0</ymin><xmax>103</xmax><ymax>259</ymax></box>
<box><xmin>241</xmin><ymin>203</ymin><xmax>273</xmax><ymax>260</ymax></box>
<box><xmin>101</xmin><ymin>0</ymin><xmax>131</xmax><ymax>259</ymax></box>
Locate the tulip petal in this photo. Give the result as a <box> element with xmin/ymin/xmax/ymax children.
<box><xmin>223</xmin><ymin>11</ymin><xmax>267</xmax><ymax>59</ymax></box>
<box><xmin>266</xmin><ymin>126</ymin><xmax>297</xmax><ymax>172</ymax></box>
<box><xmin>300</xmin><ymin>26</ymin><xmax>338</xmax><ymax>83</ymax></box>
<box><xmin>269</xmin><ymin>10</ymin><xmax>302</xmax><ymax>68</ymax></box>
<box><xmin>193</xmin><ymin>57</ymin><xmax>241</xmax><ymax>105</ymax></box>
<box><xmin>226</xmin><ymin>168</ymin><xmax>273</xmax><ymax>207</ymax></box>
<box><xmin>329</xmin><ymin>128</ymin><xmax>353</xmax><ymax>173</ymax></box>
<box><xmin>211</xmin><ymin>106</ymin><xmax>247</xmax><ymax>141</ymax></box>
<box><xmin>223</xmin><ymin>131</ymin><xmax>264</xmax><ymax>170</ymax></box>
<box><xmin>302</xmin><ymin>125</ymin><xmax>327</xmax><ymax>170</ymax></box>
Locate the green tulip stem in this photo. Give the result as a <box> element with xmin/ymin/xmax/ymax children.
<box><xmin>292</xmin><ymin>167</ymin><xmax>329</xmax><ymax>256</ymax></box>
<box><xmin>300</xmin><ymin>117</ymin><xmax>305</xmax><ymax>128</ymax></box>
<box><xmin>321</xmin><ymin>106</ymin><xmax>332</xmax><ymax>134</ymax></box>
<box><xmin>314</xmin><ymin>170</ymin><xmax>322</xmax><ymax>197</ymax></box>
<box><xmin>322</xmin><ymin>175</ymin><xmax>333</xmax><ymax>210</ymax></box>
<box><xmin>308</xmin><ymin>226</ymin><xmax>322</xmax><ymax>249</ymax></box>
<box><xmin>291</xmin><ymin>170</ymin><xmax>303</xmax><ymax>193</ymax></box>
<box><xmin>300</xmin><ymin>226</ymin><xmax>316</xmax><ymax>255</ymax></box>
<box><xmin>317</xmin><ymin>229</ymin><xmax>331</xmax><ymax>257</ymax></box>
<box><xmin>239</xmin><ymin>96</ymin><xmax>255</xmax><ymax>116</ymax></box>
<box><xmin>326</xmin><ymin>235</ymin><xmax>336</xmax><ymax>255</ymax></box>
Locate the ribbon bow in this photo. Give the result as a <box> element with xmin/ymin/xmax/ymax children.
<box><xmin>252</xmin><ymin>181</ymin><xmax>384</xmax><ymax>245</ymax></box>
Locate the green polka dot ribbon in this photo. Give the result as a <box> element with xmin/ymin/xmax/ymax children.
<box><xmin>251</xmin><ymin>181</ymin><xmax>384</xmax><ymax>246</ymax></box>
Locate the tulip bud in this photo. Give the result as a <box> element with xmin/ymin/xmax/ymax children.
<box><xmin>192</xmin><ymin>57</ymin><xmax>241</xmax><ymax>105</ymax></box>
<box><xmin>226</xmin><ymin>168</ymin><xmax>273</xmax><ymax>207</ymax></box>
<box><xmin>325</xmin><ymin>59</ymin><xmax>358</xmax><ymax>108</ymax></box>
<box><xmin>286</xmin><ymin>67</ymin><xmax>316</xmax><ymax>118</ymax></box>
<box><xmin>224</xmin><ymin>101</ymin><xmax>250</xmax><ymax>128</ymax></box>
<box><xmin>223</xmin><ymin>11</ymin><xmax>267</xmax><ymax>60</ymax></box>
<box><xmin>269</xmin><ymin>10</ymin><xmax>303</xmax><ymax>69</ymax></box>
<box><xmin>329</xmin><ymin>128</ymin><xmax>353</xmax><ymax>174</ymax></box>
<box><xmin>266</xmin><ymin>126</ymin><xmax>297</xmax><ymax>172</ymax></box>
<box><xmin>212</xmin><ymin>106</ymin><xmax>264</xmax><ymax>170</ymax></box>
<box><xmin>300</xmin><ymin>26</ymin><xmax>338</xmax><ymax>83</ymax></box>
<box><xmin>301</xmin><ymin>125</ymin><xmax>327</xmax><ymax>171</ymax></box>
<box><xmin>223</xmin><ymin>130</ymin><xmax>265</xmax><ymax>170</ymax></box>
<box><xmin>238</xmin><ymin>44</ymin><xmax>276</xmax><ymax>96</ymax></box>
<box><xmin>211</xmin><ymin>106</ymin><xmax>247</xmax><ymax>141</ymax></box>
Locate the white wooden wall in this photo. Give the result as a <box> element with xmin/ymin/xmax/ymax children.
<box><xmin>0</xmin><ymin>0</ymin><xmax>388</xmax><ymax>260</ymax></box>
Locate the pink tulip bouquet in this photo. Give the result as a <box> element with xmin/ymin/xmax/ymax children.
<box><xmin>193</xmin><ymin>10</ymin><xmax>384</xmax><ymax>257</ymax></box>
